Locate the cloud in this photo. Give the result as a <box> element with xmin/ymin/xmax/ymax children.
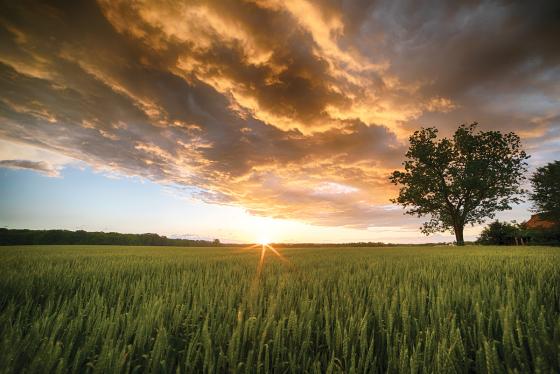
<box><xmin>0</xmin><ymin>159</ymin><xmax>60</xmax><ymax>177</ymax></box>
<box><xmin>349</xmin><ymin>0</ymin><xmax>560</xmax><ymax>136</ymax></box>
<box><xmin>0</xmin><ymin>0</ymin><xmax>558</xmax><ymax>228</ymax></box>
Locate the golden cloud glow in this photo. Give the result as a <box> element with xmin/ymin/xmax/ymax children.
<box><xmin>1</xmin><ymin>0</ymin><xmax>558</xmax><ymax>231</ymax></box>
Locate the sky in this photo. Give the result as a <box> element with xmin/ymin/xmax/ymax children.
<box><xmin>0</xmin><ymin>0</ymin><xmax>559</xmax><ymax>243</ymax></box>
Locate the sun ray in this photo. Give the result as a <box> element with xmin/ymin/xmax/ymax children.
<box><xmin>266</xmin><ymin>244</ymin><xmax>289</xmax><ymax>263</ymax></box>
<box><xmin>257</xmin><ymin>244</ymin><xmax>266</xmax><ymax>274</ymax></box>
<box><xmin>243</xmin><ymin>241</ymin><xmax>296</xmax><ymax>315</ymax></box>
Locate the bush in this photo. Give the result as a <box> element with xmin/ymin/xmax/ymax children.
<box><xmin>478</xmin><ymin>221</ymin><xmax>520</xmax><ymax>245</ymax></box>
<box><xmin>525</xmin><ymin>226</ymin><xmax>560</xmax><ymax>246</ymax></box>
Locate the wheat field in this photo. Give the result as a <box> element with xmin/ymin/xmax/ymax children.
<box><xmin>0</xmin><ymin>245</ymin><xmax>559</xmax><ymax>373</ymax></box>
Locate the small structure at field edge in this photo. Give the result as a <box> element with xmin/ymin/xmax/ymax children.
<box><xmin>525</xmin><ymin>214</ymin><xmax>557</xmax><ymax>230</ymax></box>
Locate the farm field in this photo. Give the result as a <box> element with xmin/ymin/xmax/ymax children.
<box><xmin>0</xmin><ymin>245</ymin><xmax>559</xmax><ymax>373</ymax></box>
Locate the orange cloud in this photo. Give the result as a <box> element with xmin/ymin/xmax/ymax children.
<box><xmin>0</xmin><ymin>0</ymin><xmax>558</xmax><ymax>229</ymax></box>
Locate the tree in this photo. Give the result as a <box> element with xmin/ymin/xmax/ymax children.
<box><xmin>389</xmin><ymin>123</ymin><xmax>529</xmax><ymax>245</ymax></box>
<box><xmin>477</xmin><ymin>220</ymin><xmax>519</xmax><ymax>245</ymax></box>
<box><xmin>529</xmin><ymin>160</ymin><xmax>560</xmax><ymax>221</ymax></box>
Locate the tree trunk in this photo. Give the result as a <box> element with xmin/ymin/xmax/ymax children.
<box><xmin>455</xmin><ymin>225</ymin><xmax>465</xmax><ymax>246</ymax></box>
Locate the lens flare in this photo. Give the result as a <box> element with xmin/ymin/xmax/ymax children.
<box><xmin>244</xmin><ymin>239</ymin><xmax>290</xmax><ymax>279</ymax></box>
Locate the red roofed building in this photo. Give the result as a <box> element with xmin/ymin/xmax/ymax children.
<box><xmin>525</xmin><ymin>214</ymin><xmax>557</xmax><ymax>230</ymax></box>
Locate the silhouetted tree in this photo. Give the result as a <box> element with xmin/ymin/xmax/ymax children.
<box><xmin>530</xmin><ymin>160</ymin><xmax>560</xmax><ymax>222</ymax></box>
<box><xmin>390</xmin><ymin>123</ymin><xmax>529</xmax><ymax>245</ymax></box>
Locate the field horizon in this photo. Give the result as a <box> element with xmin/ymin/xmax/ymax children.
<box><xmin>0</xmin><ymin>227</ymin><xmax>471</xmax><ymax>247</ymax></box>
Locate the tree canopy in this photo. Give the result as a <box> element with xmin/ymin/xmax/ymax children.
<box><xmin>530</xmin><ymin>160</ymin><xmax>560</xmax><ymax>221</ymax></box>
<box><xmin>389</xmin><ymin>123</ymin><xmax>529</xmax><ymax>245</ymax></box>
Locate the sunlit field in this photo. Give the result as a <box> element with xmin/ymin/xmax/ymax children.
<box><xmin>1</xmin><ymin>246</ymin><xmax>559</xmax><ymax>373</ymax></box>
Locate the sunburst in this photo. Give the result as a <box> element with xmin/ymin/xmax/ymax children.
<box><xmin>244</xmin><ymin>240</ymin><xmax>289</xmax><ymax>277</ymax></box>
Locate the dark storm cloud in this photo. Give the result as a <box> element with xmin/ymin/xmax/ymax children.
<box><xmin>0</xmin><ymin>0</ymin><xmax>558</xmax><ymax>227</ymax></box>
<box><xmin>349</xmin><ymin>0</ymin><xmax>560</xmax><ymax>135</ymax></box>
<box><xmin>364</xmin><ymin>0</ymin><xmax>560</xmax><ymax>97</ymax></box>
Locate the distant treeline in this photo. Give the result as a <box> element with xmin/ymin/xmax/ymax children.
<box><xmin>270</xmin><ymin>242</ymin><xmax>464</xmax><ymax>248</ymax></box>
<box><xmin>0</xmin><ymin>229</ymin><xmax>221</xmax><ymax>247</ymax></box>
<box><xmin>273</xmin><ymin>242</ymin><xmax>394</xmax><ymax>248</ymax></box>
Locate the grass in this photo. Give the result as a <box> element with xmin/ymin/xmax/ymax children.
<box><xmin>0</xmin><ymin>245</ymin><xmax>559</xmax><ymax>373</ymax></box>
